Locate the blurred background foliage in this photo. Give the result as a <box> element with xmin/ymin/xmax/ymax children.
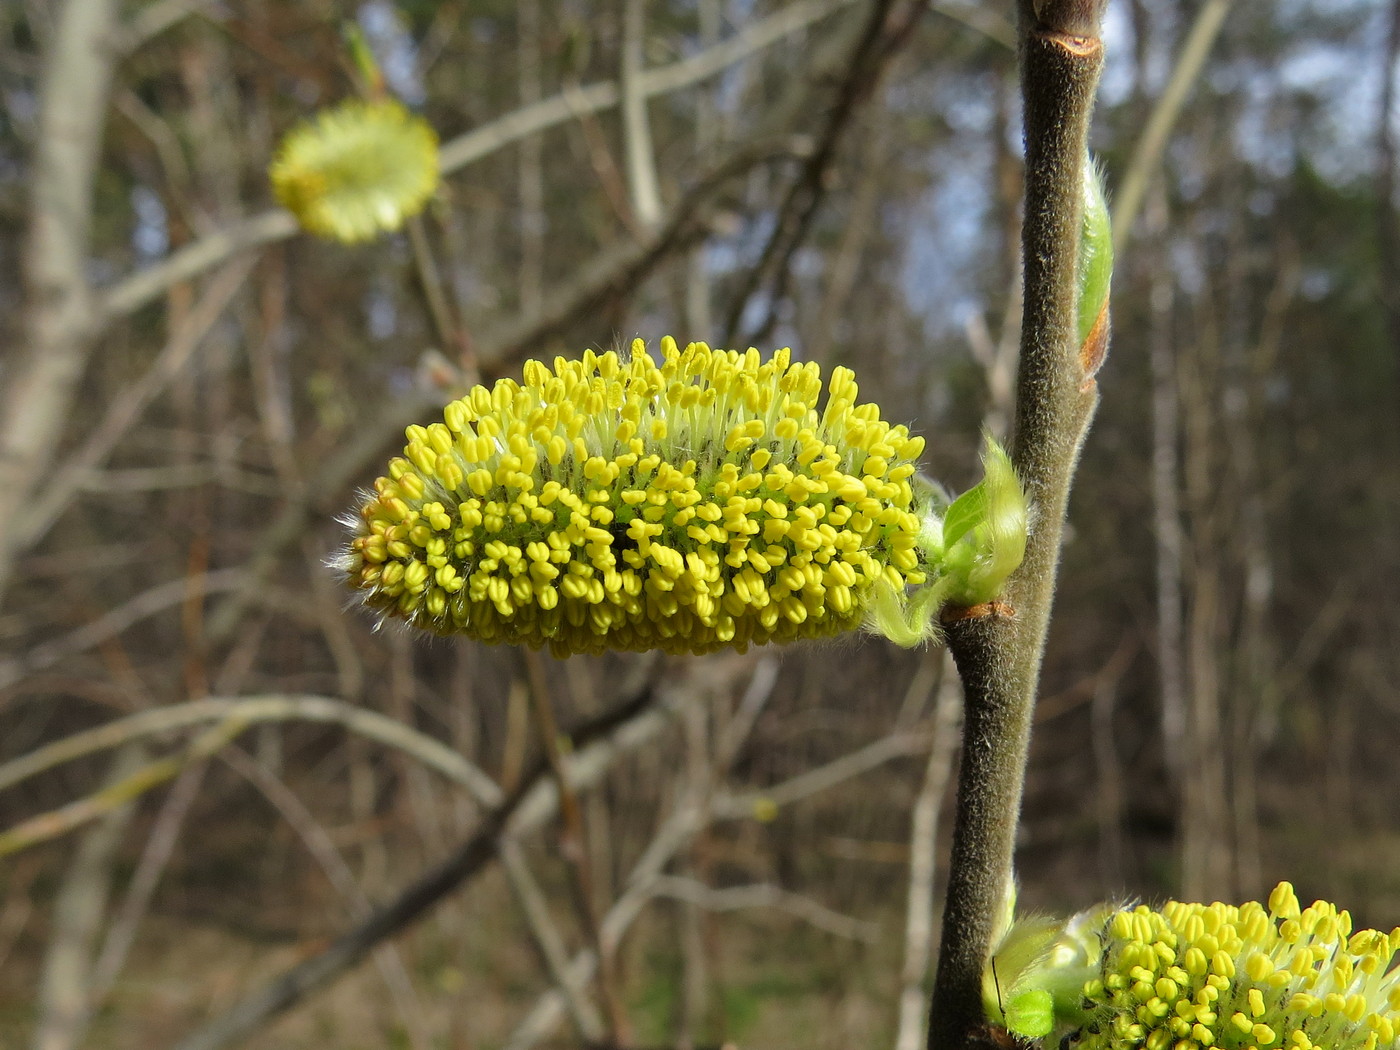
<box><xmin>1</xmin><ymin>1</ymin><xmax>1398</xmax><ymax>1048</ymax></box>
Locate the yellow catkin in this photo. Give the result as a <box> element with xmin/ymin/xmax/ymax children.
<box><xmin>1077</xmin><ymin>885</ymin><xmax>1400</xmax><ymax>1050</ymax></box>
<box><xmin>341</xmin><ymin>338</ymin><xmax>931</xmax><ymax>656</ymax></box>
<box><xmin>270</xmin><ymin>99</ymin><xmax>439</xmax><ymax>243</ymax></box>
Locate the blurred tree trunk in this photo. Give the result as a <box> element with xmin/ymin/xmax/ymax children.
<box><xmin>0</xmin><ymin>0</ymin><xmax>120</xmax><ymax>607</ymax></box>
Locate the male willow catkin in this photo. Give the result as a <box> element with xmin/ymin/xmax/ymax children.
<box><xmin>269</xmin><ymin>98</ymin><xmax>439</xmax><ymax>243</ymax></box>
<box><xmin>985</xmin><ymin>884</ymin><xmax>1400</xmax><ymax>1050</ymax></box>
<box><xmin>339</xmin><ymin>337</ymin><xmax>1027</xmax><ymax>656</ymax></box>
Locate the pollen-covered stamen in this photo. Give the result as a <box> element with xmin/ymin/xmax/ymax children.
<box><xmin>343</xmin><ymin>337</ymin><xmax>935</xmax><ymax>656</ymax></box>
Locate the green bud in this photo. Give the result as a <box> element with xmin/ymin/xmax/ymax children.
<box><xmin>1077</xmin><ymin>158</ymin><xmax>1113</xmax><ymax>364</ymax></box>
<box><xmin>863</xmin><ymin>438</ymin><xmax>1027</xmax><ymax>645</ymax></box>
<box><xmin>982</xmin><ymin>904</ymin><xmax>1112</xmax><ymax>1041</ymax></box>
<box><xmin>934</xmin><ymin>435</ymin><xmax>1029</xmax><ymax>608</ymax></box>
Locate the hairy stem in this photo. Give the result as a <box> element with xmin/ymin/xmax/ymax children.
<box><xmin>926</xmin><ymin>4</ymin><xmax>1108</xmax><ymax>1048</ymax></box>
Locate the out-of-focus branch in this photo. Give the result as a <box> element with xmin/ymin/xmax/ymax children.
<box><xmin>522</xmin><ymin>652</ymin><xmax>631</xmax><ymax>1045</ymax></box>
<box><xmin>87</xmin><ymin>759</ymin><xmax>206</xmax><ymax>1005</ymax></box>
<box><xmin>503</xmin><ymin>712</ymin><xmax>923</xmax><ymax>1050</ymax></box>
<box><xmin>16</xmin><ymin>259</ymin><xmax>255</xmax><ymax>557</ymax></box>
<box><xmin>894</xmin><ymin>657</ymin><xmax>962</xmax><ymax>1050</ymax></box>
<box><xmin>1111</xmin><ymin>0</ymin><xmax>1233</xmax><ymax>252</ymax></box>
<box><xmin>479</xmin><ymin>136</ymin><xmax>812</xmax><ymax>365</ymax></box>
<box><xmin>171</xmin><ymin>664</ymin><xmax>676</xmax><ymax>1050</ymax></box>
<box><xmin>0</xmin><ymin>694</ymin><xmax>500</xmax><ymax>804</ymax></box>
<box><xmin>621</xmin><ymin>0</ymin><xmax>664</xmax><ymax>229</ymax></box>
<box><xmin>722</xmin><ymin>0</ymin><xmax>928</xmax><ymax>346</ymax></box>
<box><xmin>31</xmin><ymin>745</ymin><xmax>146</xmax><ymax>1050</ymax></box>
<box><xmin>116</xmin><ymin>0</ymin><xmax>221</xmax><ymax>54</ymax></box>
<box><xmin>0</xmin><ymin>0</ymin><xmax>121</xmax><ymax>607</ymax></box>
<box><xmin>97</xmin><ymin>211</ymin><xmax>296</xmax><ymax>321</ymax></box>
<box><xmin>0</xmin><ymin>719</ymin><xmax>246</xmax><ymax>859</ymax></box>
<box><xmin>647</xmin><ymin>876</ymin><xmax>879</xmax><ymax>942</ymax></box>
<box><xmin>713</xmin><ymin>728</ymin><xmax>928</xmax><ymax>818</ymax></box>
<box><xmin>221</xmin><ymin>747</ymin><xmax>431</xmax><ymax>1050</ymax></box>
<box><xmin>96</xmin><ymin>0</ymin><xmax>858</xmax><ymax>322</ymax></box>
<box><xmin>0</xmin><ymin>569</ymin><xmax>247</xmax><ymax>691</ymax></box>
<box><xmin>500</xmin><ymin>841</ymin><xmax>608</xmax><ymax>1044</ymax></box>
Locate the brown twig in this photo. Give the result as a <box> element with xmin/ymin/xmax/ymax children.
<box><xmin>522</xmin><ymin>650</ymin><xmax>633</xmax><ymax>1047</ymax></box>
<box><xmin>722</xmin><ymin>0</ymin><xmax>927</xmax><ymax>347</ymax></box>
<box><xmin>0</xmin><ymin>718</ymin><xmax>247</xmax><ymax>859</ymax></box>
<box><xmin>171</xmin><ymin>672</ymin><xmax>665</xmax><ymax>1050</ymax></box>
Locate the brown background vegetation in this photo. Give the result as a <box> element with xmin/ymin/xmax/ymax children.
<box><xmin>2</xmin><ymin>1</ymin><xmax>1399</xmax><ymax>1048</ymax></box>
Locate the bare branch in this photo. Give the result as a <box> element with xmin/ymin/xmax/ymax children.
<box><xmin>0</xmin><ymin>694</ymin><xmax>501</xmax><ymax>805</ymax></box>
<box><xmin>221</xmin><ymin>747</ymin><xmax>432</xmax><ymax>1050</ymax></box>
<box><xmin>647</xmin><ymin>875</ymin><xmax>879</xmax><ymax>943</ymax></box>
<box><xmin>1111</xmin><ymin>0</ymin><xmax>1234</xmax><ymax>252</ymax></box>
<box><xmin>170</xmin><ymin>665</ymin><xmax>680</xmax><ymax>1050</ymax></box>
<box><xmin>96</xmin><ymin>0</ymin><xmax>858</xmax><ymax>321</ymax></box>
<box><xmin>0</xmin><ymin>570</ymin><xmax>247</xmax><ymax>692</ymax></box>
<box><xmin>500</xmin><ymin>841</ymin><xmax>608</xmax><ymax>1044</ymax></box>
<box><xmin>621</xmin><ymin>0</ymin><xmax>664</xmax><ymax>229</ymax></box>
<box><xmin>0</xmin><ymin>720</ymin><xmax>246</xmax><ymax>859</ymax></box>
<box><xmin>17</xmin><ymin>258</ymin><xmax>255</xmax><ymax>555</ymax></box>
<box><xmin>32</xmin><ymin>745</ymin><xmax>146</xmax><ymax>1050</ymax></box>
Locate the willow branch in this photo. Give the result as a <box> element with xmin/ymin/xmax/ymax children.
<box><xmin>926</xmin><ymin>3</ymin><xmax>1108</xmax><ymax>1048</ymax></box>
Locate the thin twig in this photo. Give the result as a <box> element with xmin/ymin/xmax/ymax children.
<box><xmin>0</xmin><ymin>569</ymin><xmax>247</xmax><ymax>691</ymax></box>
<box><xmin>522</xmin><ymin>650</ymin><xmax>632</xmax><ymax>1046</ymax></box>
<box><xmin>171</xmin><ymin>672</ymin><xmax>673</xmax><ymax>1050</ymax></box>
<box><xmin>220</xmin><ymin>746</ymin><xmax>432</xmax><ymax>1050</ymax></box>
<box><xmin>87</xmin><ymin>758</ymin><xmax>207</xmax><ymax>1003</ymax></box>
<box><xmin>0</xmin><ymin>694</ymin><xmax>501</xmax><ymax>804</ymax></box>
<box><xmin>501</xmin><ymin>840</ymin><xmax>609</xmax><ymax>1044</ymax></box>
<box><xmin>647</xmin><ymin>876</ymin><xmax>879</xmax><ymax>943</ymax></box>
<box><xmin>0</xmin><ymin>718</ymin><xmax>247</xmax><ymax>859</ymax></box>
<box><xmin>97</xmin><ymin>0</ymin><xmax>859</xmax><ymax>321</ymax></box>
<box><xmin>503</xmin><ymin>693</ymin><xmax>923</xmax><ymax>1050</ymax></box>
<box><xmin>723</xmin><ymin>0</ymin><xmax>926</xmax><ymax>346</ymax></box>
<box><xmin>17</xmin><ymin>257</ymin><xmax>255</xmax><ymax>554</ymax></box>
